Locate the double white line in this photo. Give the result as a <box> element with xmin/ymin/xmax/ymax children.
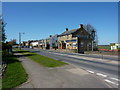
<box><xmin>104</xmin><ymin>79</ymin><xmax>119</xmax><ymax>86</ymax></box>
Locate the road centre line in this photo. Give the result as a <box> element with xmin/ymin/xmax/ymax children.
<box><xmin>104</xmin><ymin>79</ymin><xmax>118</xmax><ymax>85</ymax></box>
<box><xmin>96</xmin><ymin>73</ymin><xmax>107</xmax><ymax>77</ymax></box>
<box><xmin>86</xmin><ymin>70</ymin><xmax>95</xmax><ymax>74</ymax></box>
<box><xmin>110</xmin><ymin>77</ymin><xmax>120</xmax><ymax>81</ymax></box>
<box><xmin>52</xmin><ymin>52</ymin><xmax>65</xmax><ymax>55</ymax></box>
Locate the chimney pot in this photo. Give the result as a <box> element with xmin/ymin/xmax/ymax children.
<box><xmin>80</xmin><ymin>24</ymin><xmax>83</xmax><ymax>28</ymax></box>
<box><xmin>65</xmin><ymin>28</ymin><xmax>68</xmax><ymax>31</ymax></box>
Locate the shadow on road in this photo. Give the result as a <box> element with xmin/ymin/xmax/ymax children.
<box><xmin>15</xmin><ymin>54</ymin><xmax>36</xmax><ymax>58</ymax></box>
<box><xmin>13</xmin><ymin>50</ymin><xmax>30</xmax><ymax>53</ymax></box>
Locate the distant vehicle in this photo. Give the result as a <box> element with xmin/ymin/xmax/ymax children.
<box><xmin>29</xmin><ymin>46</ymin><xmax>33</xmax><ymax>48</ymax></box>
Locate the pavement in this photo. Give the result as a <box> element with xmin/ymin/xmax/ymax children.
<box><xmin>14</xmin><ymin>53</ymin><xmax>111</xmax><ymax>88</ymax></box>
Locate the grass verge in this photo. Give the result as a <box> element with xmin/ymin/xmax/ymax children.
<box><xmin>14</xmin><ymin>48</ymin><xmax>68</xmax><ymax>67</ymax></box>
<box><xmin>2</xmin><ymin>55</ymin><xmax>28</xmax><ymax>89</ymax></box>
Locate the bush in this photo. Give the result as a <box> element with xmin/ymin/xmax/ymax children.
<box><xmin>2</xmin><ymin>43</ymin><xmax>12</xmax><ymax>57</ymax></box>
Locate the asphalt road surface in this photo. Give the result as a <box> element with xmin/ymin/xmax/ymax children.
<box><xmin>23</xmin><ymin>48</ymin><xmax>119</xmax><ymax>88</ymax></box>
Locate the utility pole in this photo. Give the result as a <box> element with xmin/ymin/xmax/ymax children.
<box><xmin>19</xmin><ymin>32</ymin><xmax>25</xmax><ymax>49</ymax></box>
<box><xmin>19</xmin><ymin>32</ymin><xmax>21</xmax><ymax>49</ymax></box>
<box><xmin>92</xmin><ymin>40</ymin><xmax>93</xmax><ymax>51</ymax></box>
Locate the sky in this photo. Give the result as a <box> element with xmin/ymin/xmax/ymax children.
<box><xmin>2</xmin><ymin>2</ymin><xmax>118</xmax><ymax>45</ymax></box>
<box><xmin>2</xmin><ymin>0</ymin><xmax>120</xmax><ymax>2</ymax></box>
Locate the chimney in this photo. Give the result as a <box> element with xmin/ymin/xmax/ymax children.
<box><xmin>80</xmin><ymin>24</ymin><xmax>83</xmax><ymax>28</ymax></box>
<box><xmin>65</xmin><ymin>28</ymin><xmax>68</xmax><ymax>31</ymax></box>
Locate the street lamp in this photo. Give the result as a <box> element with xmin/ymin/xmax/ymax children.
<box><xmin>19</xmin><ymin>32</ymin><xmax>25</xmax><ymax>49</ymax></box>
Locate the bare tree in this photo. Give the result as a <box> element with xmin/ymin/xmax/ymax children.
<box><xmin>84</xmin><ymin>24</ymin><xmax>94</xmax><ymax>33</ymax></box>
<box><xmin>84</xmin><ymin>24</ymin><xmax>98</xmax><ymax>50</ymax></box>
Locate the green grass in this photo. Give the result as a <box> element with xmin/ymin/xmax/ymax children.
<box><xmin>98</xmin><ymin>45</ymin><xmax>111</xmax><ymax>50</ymax></box>
<box><xmin>2</xmin><ymin>55</ymin><xmax>28</xmax><ymax>89</ymax></box>
<box><xmin>15</xmin><ymin>48</ymin><xmax>68</xmax><ymax>67</ymax></box>
<box><xmin>0</xmin><ymin>79</ymin><xmax>2</xmax><ymax>90</ymax></box>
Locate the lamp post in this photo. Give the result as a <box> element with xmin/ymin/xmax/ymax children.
<box><xmin>19</xmin><ymin>32</ymin><xmax>25</xmax><ymax>49</ymax></box>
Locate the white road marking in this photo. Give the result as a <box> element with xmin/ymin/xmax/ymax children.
<box><xmin>96</xmin><ymin>73</ymin><xmax>107</xmax><ymax>77</ymax></box>
<box><xmin>104</xmin><ymin>79</ymin><xmax>118</xmax><ymax>85</ymax></box>
<box><xmin>116</xmin><ymin>84</ymin><xmax>119</xmax><ymax>86</ymax></box>
<box><xmin>86</xmin><ymin>70</ymin><xmax>94</xmax><ymax>74</ymax></box>
<box><xmin>110</xmin><ymin>77</ymin><xmax>120</xmax><ymax>81</ymax></box>
<box><xmin>52</xmin><ymin>52</ymin><xmax>65</xmax><ymax>55</ymax></box>
<box><xmin>49</xmin><ymin>51</ymin><xmax>119</xmax><ymax>86</ymax></box>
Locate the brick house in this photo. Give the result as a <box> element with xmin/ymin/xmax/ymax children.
<box><xmin>58</xmin><ymin>24</ymin><xmax>93</xmax><ymax>53</ymax></box>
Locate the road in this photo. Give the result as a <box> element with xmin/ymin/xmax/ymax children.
<box><xmin>23</xmin><ymin>48</ymin><xmax>119</xmax><ymax>88</ymax></box>
<box><xmin>16</xmin><ymin>53</ymin><xmax>110</xmax><ymax>88</ymax></box>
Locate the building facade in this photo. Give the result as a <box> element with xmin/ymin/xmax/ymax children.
<box><xmin>58</xmin><ymin>24</ymin><xmax>93</xmax><ymax>53</ymax></box>
<box><xmin>110</xmin><ymin>43</ymin><xmax>120</xmax><ymax>50</ymax></box>
<box><xmin>49</xmin><ymin>34</ymin><xmax>58</xmax><ymax>49</ymax></box>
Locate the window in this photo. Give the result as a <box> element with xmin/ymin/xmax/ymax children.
<box><xmin>81</xmin><ymin>42</ymin><xmax>84</xmax><ymax>47</ymax></box>
<box><xmin>60</xmin><ymin>37</ymin><xmax>62</xmax><ymax>40</ymax></box>
<box><xmin>66</xmin><ymin>35</ymin><xmax>68</xmax><ymax>39</ymax></box>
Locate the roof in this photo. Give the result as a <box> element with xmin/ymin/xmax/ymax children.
<box><xmin>59</xmin><ymin>28</ymin><xmax>80</xmax><ymax>36</ymax></box>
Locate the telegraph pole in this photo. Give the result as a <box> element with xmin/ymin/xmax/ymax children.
<box><xmin>19</xmin><ymin>32</ymin><xmax>25</xmax><ymax>49</ymax></box>
<box><xmin>19</xmin><ymin>32</ymin><xmax>21</xmax><ymax>49</ymax></box>
<box><xmin>92</xmin><ymin>40</ymin><xmax>93</xmax><ymax>51</ymax></box>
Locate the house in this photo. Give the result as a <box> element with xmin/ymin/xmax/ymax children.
<box><xmin>58</xmin><ymin>24</ymin><xmax>94</xmax><ymax>53</ymax></box>
<box><xmin>110</xmin><ymin>43</ymin><xmax>120</xmax><ymax>50</ymax></box>
<box><xmin>45</xmin><ymin>37</ymin><xmax>50</xmax><ymax>49</ymax></box>
<box><xmin>21</xmin><ymin>40</ymin><xmax>32</xmax><ymax>48</ymax></box>
<box><xmin>22</xmin><ymin>41</ymin><xmax>27</xmax><ymax>47</ymax></box>
<box><xmin>31</xmin><ymin>40</ymin><xmax>39</xmax><ymax>47</ymax></box>
<box><xmin>49</xmin><ymin>34</ymin><xmax>58</xmax><ymax>49</ymax></box>
<box><xmin>41</xmin><ymin>37</ymin><xmax>51</xmax><ymax>49</ymax></box>
<box><xmin>39</xmin><ymin>39</ymin><xmax>44</xmax><ymax>49</ymax></box>
<box><xmin>40</xmin><ymin>39</ymin><xmax>47</xmax><ymax>49</ymax></box>
<box><xmin>39</xmin><ymin>34</ymin><xmax>58</xmax><ymax>50</ymax></box>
